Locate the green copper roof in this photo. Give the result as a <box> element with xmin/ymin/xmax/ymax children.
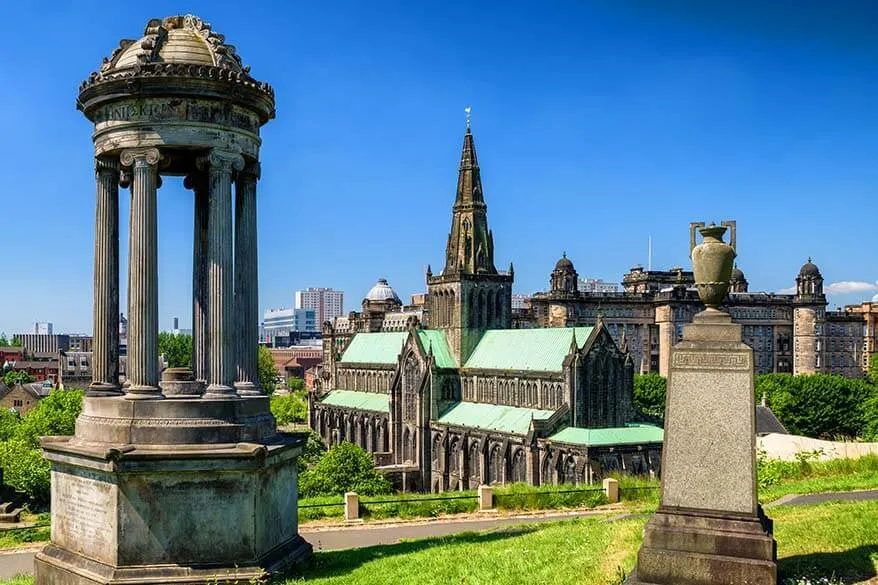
<box><xmin>340</xmin><ymin>332</ymin><xmax>408</xmax><ymax>365</ymax></box>
<box><xmin>418</xmin><ymin>330</ymin><xmax>457</xmax><ymax>368</ymax></box>
<box><xmin>319</xmin><ymin>390</ymin><xmax>390</xmax><ymax>413</ymax></box>
<box><xmin>437</xmin><ymin>401</ymin><xmax>556</xmax><ymax>435</ymax></box>
<box><xmin>463</xmin><ymin>327</ymin><xmax>594</xmax><ymax>372</ymax></box>
<box><xmin>548</xmin><ymin>424</ymin><xmax>663</xmax><ymax>447</ymax></box>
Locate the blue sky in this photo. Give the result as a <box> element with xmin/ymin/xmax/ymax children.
<box><xmin>1</xmin><ymin>1</ymin><xmax>877</xmax><ymax>335</ymax></box>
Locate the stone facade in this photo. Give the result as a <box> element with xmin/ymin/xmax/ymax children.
<box><xmin>313</xmin><ymin>126</ymin><xmax>662</xmax><ymax>492</ymax></box>
<box><xmin>530</xmin><ymin>256</ymin><xmax>872</xmax><ymax>379</ymax></box>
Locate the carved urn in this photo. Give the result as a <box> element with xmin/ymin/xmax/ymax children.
<box><xmin>689</xmin><ymin>221</ymin><xmax>736</xmax><ymax>309</ymax></box>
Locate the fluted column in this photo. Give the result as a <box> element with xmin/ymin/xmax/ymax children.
<box><xmin>120</xmin><ymin>147</ymin><xmax>162</xmax><ymax>398</ymax></box>
<box><xmin>185</xmin><ymin>173</ymin><xmax>210</xmax><ymax>383</ymax></box>
<box><xmin>234</xmin><ymin>161</ymin><xmax>262</xmax><ymax>396</ymax></box>
<box><xmin>88</xmin><ymin>156</ymin><xmax>122</xmax><ymax>396</ymax></box>
<box><xmin>199</xmin><ymin>150</ymin><xmax>244</xmax><ymax>399</ymax></box>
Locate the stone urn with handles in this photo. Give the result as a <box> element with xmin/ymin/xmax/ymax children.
<box><xmin>689</xmin><ymin>220</ymin><xmax>736</xmax><ymax>309</ymax></box>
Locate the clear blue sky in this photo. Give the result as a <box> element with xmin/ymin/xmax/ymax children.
<box><xmin>1</xmin><ymin>1</ymin><xmax>877</xmax><ymax>335</ymax></box>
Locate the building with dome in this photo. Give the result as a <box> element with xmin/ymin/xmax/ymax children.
<box><xmin>313</xmin><ymin>126</ymin><xmax>662</xmax><ymax>492</ymax></box>
<box><xmin>529</xmin><ymin>253</ymin><xmax>873</xmax><ymax>379</ymax></box>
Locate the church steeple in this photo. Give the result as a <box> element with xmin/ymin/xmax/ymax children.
<box><xmin>443</xmin><ymin>126</ymin><xmax>497</xmax><ymax>276</ymax></box>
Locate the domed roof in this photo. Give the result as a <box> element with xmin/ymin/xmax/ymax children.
<box><xmin>554</xmin><ymin>253</ymin><xmax>575</xmax><ymax>272</ymax></box>
<box><xmin>366</xmin><ymin>279</ymin><xmax>401</xmax><ymax>303</ymax></box>
<box><xmin>730</xmin><ymin>266</ymin><xmax>746</xmax><ymax>282</ymax></box>
<box><xmin>98</xmin><ymin>15</ymin><xmax>245</xmax><ymax>76</ymax></box>
<box><xmin>799</xmin><ymin>257</ymin><xmax>821</xmax><ymax>277</ymax></box>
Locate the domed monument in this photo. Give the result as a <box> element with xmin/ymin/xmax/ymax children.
<box><xmin>35</xmin><ymin>15</ymin><xmax>312</xmax><ymax>584</ymax></box>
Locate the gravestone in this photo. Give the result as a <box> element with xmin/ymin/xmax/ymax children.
<box><xmin>627</xmin><ymin>221</ymin><xmax>777</xmax><ymax>585</ymax></box>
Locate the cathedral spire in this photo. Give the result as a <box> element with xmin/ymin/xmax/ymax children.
<box><xmin>443</xmin><ymin>123</ymin><xmax>495</xmax><ymax>275</ymax></box>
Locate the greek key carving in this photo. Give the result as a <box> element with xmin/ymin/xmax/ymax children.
<box><xmin>672</xmin><ymin>351</ymin><xmax>750</xmax><ymax>371</ymax></box>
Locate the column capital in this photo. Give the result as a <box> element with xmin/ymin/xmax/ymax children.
<box><xmin>95</xmin><ymin>156</ymin><xmax>119</xmax><ymax>176</ymax></box>
<box><xmin>120</xmin><ymin>147</ymin><xmax>162</xmax><ymax>168</ymax></box>
<box><xmin>239</xmin><ymin>160</ymin><xmax>261</xmax><ymax>181</ymax></box>
<box><xmin>197</xmin><ymin>149</ymin><xmax>245</xmax><ymax>174</ymax></box>
<box><xmin>183</xmin><ymin>172</ymin><xmax>208</xmax><ymax>192</ymax></box>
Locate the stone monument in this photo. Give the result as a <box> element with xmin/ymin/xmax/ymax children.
<box><xmin>627</xmin><ymin>221</ymin><xmax>777</xmax><ymax>585</ymax></box>
<box><xmin>35</xmin><ymin>15</ymin><xmax>312</xmax><ymax>584</ymax></box>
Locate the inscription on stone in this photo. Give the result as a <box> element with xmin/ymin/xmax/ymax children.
<box><xmin>54</xmin><ymin>472</ymin><xmax>114</xmax><ymax>560</ymax></box>
<box><xmin>94</xmin><ymin>99</ymin><xmax>260</xmax><ymax>133</ymax></box>
<box><xmin>672</xmin><ymin>351</ymin><xmax>750</xmax><ymax>370</ymax></box>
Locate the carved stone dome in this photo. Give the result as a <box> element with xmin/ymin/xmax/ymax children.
<box><xmin>103</xmin><ymin>15</ymin><xmax>245</xmax><ymax>74</ymax></box>
<box><xmin>730</xmin><ymin>266</ymin><xmax>745</xmax><ymax>282</ymax></box>
<box><xmin>554</xmin><ymin>253</ymin><xmax>575</xmax><ymax>272</ymax></box>
<box><xmin>366</xmin><ymin>279</ymin><xmax>401</xmax><ymax>303</ymax></box>
<box><xmin>799</xmin><ymin>258</ymin><xmax>821</xmax><ymax>277</ymax></box>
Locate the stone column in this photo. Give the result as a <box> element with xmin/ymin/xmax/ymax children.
<box><xmin>199</xmin><ymin>150</ymin><xmax>244</xmax><ymax>399</ymax></box>
<box><xmin>120</xmin><ymin>147</ymin><xmax>162</xmax><ymax>398</ymax></box>
<box><xmin>234</xmin><ymin>161</ymin><xmax>262</xmax><ymax>396</ymax></box>
<box><xmin>89</xmin><ymin>156</ymin><xmax>122</xmax><ymax>396</ymax></box>
<box><xmin>185</xmin><ymin>173</ymin><xmax>209</xmax><ymax>383</ymax></box>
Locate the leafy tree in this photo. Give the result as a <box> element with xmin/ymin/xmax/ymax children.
<box><xmin>0</xmin><ymin>333</ymin><xmax>8</xmax><ymax>346</ymax></box>
<box><xmin>299</xmin><ymin>442</ymin><xmax>392</xmax><ymax>498</ymax></box>
<box><xmin>286</xmin><ymin>377</ymin><xmax>306</xmax><ymax>393</ymax></box>
<box><xmin>257</xmin><ymin>345</ymin><xmax>278</xmax><ymax>394</ymax></box>
<box><xmin>2</xmin><ymin>370</ymin><xmax>36</xmax><ymax>387</ymax></box>
<box><xmin>15</xmin><ymin>389</ymin><xmax>84</xmax><ymax>447</ymax></box>
<box><xmin>0</xmin><ymin>409</ymin><xmax>21</xmax><ymax>441</ymax></box>
<box><xmin>10</xmin><ymin>335</ymin><xmax>21</xmax><ymax>347</ymax></box>
<box><xmin>158</xmin><ymin>332</ymin><xmax>192</xmax><ymax>369</ymax></box>
<box><xmin>633</xmin><ymin>373</ymin><xmax>666</xmax><ymax>418</ymax></box>
<box><xmin>869</xmin><ymin>353</ymin><xmax>878</xmax><ymax>385</ymax></box>
<box><xmin>270</xmin><ymin>392</ymin><xmax>308</xmax><ymax>426</ymax></box>
<box><xmin>758</xmin><ymin>374</ymin><xmax>872</xmax><ymax>439</ymax></box>
<box><xmin>0</xmin><ymin>438</ymin><xmax>51</xmax><ymax>504</ymax></box>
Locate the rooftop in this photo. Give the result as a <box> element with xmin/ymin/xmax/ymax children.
<box><xmin>464</xmin><ymin>327</ymin><xmax>594</xmax><ymax>372</ymax></box>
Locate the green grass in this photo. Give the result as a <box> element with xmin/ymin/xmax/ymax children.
<box><xmin>759</xmin><ymin>454</ymin><xmax>878</xmax><ymax>504</ymax></box>
<box><xmin>2</xmin><ymin>500</ymin><xmax>876</xmax><ymax>585</ymax></box>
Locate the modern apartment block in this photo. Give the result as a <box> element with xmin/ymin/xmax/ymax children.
<box><xmin>295</xmin><ymin>287</ymin><xmax>344</xmax><ymax>326</ymax></box>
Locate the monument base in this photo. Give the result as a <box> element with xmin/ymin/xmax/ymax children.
<box><xmin>34</xmin><ymin>429</ymin><xmax>312</xmax><ymax>585</ymax></box>
<box><xmin>626</xmin><ymin>505</ymin><xmax>777</xmax><ymax>585</ymax></box>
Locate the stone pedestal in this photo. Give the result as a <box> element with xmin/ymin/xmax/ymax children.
<box><xmin>34</xmin><ymin>397</ymin><xmax>313</xmax><ymax>585</ymax></box>
<box><xmin>627</xmin><ymin>309</ymin><xmax>777</xmax><ymax>585</ymax></box>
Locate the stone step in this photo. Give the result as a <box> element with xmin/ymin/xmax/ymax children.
<box><xmin>0</xmin><ymin>508</ymin><xmax>22</xmax><ymax>523</ymax></box>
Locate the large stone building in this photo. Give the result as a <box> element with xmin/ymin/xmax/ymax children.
<box><xmin>530</xmin><ymin>256</ymin><xmax>876</xmax><ymax>379</ymax></box>
<box><xmin>313</xmin><ymin>126</ymin><xmax>662</xmax><ymax>492</ymax></box>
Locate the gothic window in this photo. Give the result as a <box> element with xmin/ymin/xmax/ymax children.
<box><xmin>509</xmin><ymin>449</ymin><xmax>526</xmax><ymax>484</ymax></box>
<box><xmin>563</xmin><ymin>457</ymin><xmax>577</xmax><ymax>485</ymax></box>
<box><xmin>495</xmin><ymin>290</ymin><xmax>503</xmax><ymax>322</ymax></box>
<box><xmin>487</xmin><ymin>444</ymin><xmax>503</xmax><ymax>485</ymax></box>
<box><xmin>480</xmin><ymin>289</ymin><xmax>488</xmax><ymax>328</ymax></box>
<box><xmin>404</xmin><ymin>356</ymin><xmax>420</xmax><ymax>422</ymax></box>
<box><xmin>469</xmin><ymin>442</ymin><xmax>481</xmax><ymax>485</ymax></box>
<box><xmin>541</xmin><ymin>455</ymin><xmax>553</xmax><ymax>486</ymax></box>
<box><xmin>433</xmin><ymin>434</ymin><xmax>443</xmax><ymax>470</ymax></box>
<box><xmin>449</xmin><ymin>439</ymin><xmax>461</xmax><ymax>475</ymax></box>
<box><xmin>486</xmin><ymin>292</ymin><xmax>494</xmax><ymax>328</ymax></box>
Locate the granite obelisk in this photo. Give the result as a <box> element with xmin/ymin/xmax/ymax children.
<box><xmin>627</xmin><ymin>220</ymin><xmax>777</xmax><ymax>585</ymax></box>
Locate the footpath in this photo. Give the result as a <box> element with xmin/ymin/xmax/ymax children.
<box><xmin>2</xmin><ymin>489</ymin><xmax>877</xmax><ymax>579</ymax></box>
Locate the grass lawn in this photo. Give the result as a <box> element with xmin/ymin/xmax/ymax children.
<box><xmin>1</xmin><ymin>500</ymin><xmax>876</xmax><ymax>585</ymax></box>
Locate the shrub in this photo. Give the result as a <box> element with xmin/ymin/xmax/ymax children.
<box><xmin>298</xmin><ymin>429</ymin><xmax>327</xmax><ymax>474</ymax></box>
<box><xmin>0</xmin><ymin>438</ymin><xmax>51</xmax><ymax>504</ymax></box>
<box><xmin>257</xmin><ymin>346</ymin><xmax>278</xmax><ymax>394</ymax></box>
<box><xmin>863</xmin><ymin>390</ymin><xmax>878</xmax><ymax>442</ymax></box>
<box><xmin>633</xmin><ymin>373</ymin><xmax>666</xmax><ymax>418</ymax></box>
<box><xmin>15</xmin><ymin>389</ymin><xmax>84</xmax><ymax>447</ymax></box>
<box><xmin>299</xmin><ymin>442</ymin><xmax>392</xmax><ymax>498</ymax></box>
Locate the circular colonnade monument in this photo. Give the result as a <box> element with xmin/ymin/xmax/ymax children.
<box><xmin>35</xmin><ymin>15</ymin><xmax>312</xmax><ymax>584</ymax></box>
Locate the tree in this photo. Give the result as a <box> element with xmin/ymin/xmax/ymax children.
<box><xmin>15</xmin><ymin>389</ymin><xmax>84</xmax><ymax>447</ymax></box>
<box><xmin>257</xmin><ymin>346</ymin><xmax>278</xmax><ymax>394</ymax></box>
<box><xmin>758</xmin><ymin>374</ymin><xmax>872</xmax><ymax>439</ymax></box>
<box><xmin>2</xmin><ymin>370</ymin><xmax>35</xmax><ymax>387</ymax></box>
<box><xmin>270</xmin><ymin>392</ymin><xmax>307</xmax><ymax>426</ymax></box>
<box><xmin>869</xmin><ymin>353</ymin><xmax>878</xmax><ymax>385</ymax></box>
<box><xmin>286</xmin><ymin>377</ymin><xmax>306</xmax><ymax>393</ymax></box>
<box><xmin>633</xmin><ymin>373</ymin><xmax>666</xmax><ymax>418</ymax></box>
<box><xmin>158</xmin><ymin>332</ymin><xmax>192</xmax><ymax>369</ymax></box>
<box><xmin>299</xmin><ymin>442</ymin><xmax>392</xmax><ymax>498</ymax></box>
<box><xmin>9</xmin><ymin>335</ymin><xmax>21</xmax><ymax>347</ymax></box>
<box><xmin>0</xmin><ymin>333</ymin><xmax>8</xmax><ymax>346</ymax></box>
<box><xmin>298</xmin><ymin>429</ymin><xmax>327</xmax><ymax>474</ymax></box>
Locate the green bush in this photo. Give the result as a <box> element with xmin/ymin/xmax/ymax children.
<box><xmin>633</xmin><ymin>373</ymin><xmax>666</xmax><ymax>418</ymax></box>
<box><xmin>2</xmin><ymin>370</ymin><xmax>35</xmax><ymax>387</ymax></box>
<box><xmin>15</xmin><ymin>389</ymin><xmax>83</xmax><ymax>447</ymax></box>
<box><xmin>299</xmin><ymin>442</ymin><xmax>392</xmax><ymax>498</ymax></box>
<box><xmin>298</xmin><ymin>429</ymin><xmax>327</xmax><ymax>474</ymax></box>
<box><xmin>270</xmin><ymin>391</ymin><xmax>308</xmax><ymax>426</ymax></box>
<box><xmin>757</xmin><ymin>374</ymin><xmax>873</xmax><ymax>439</ymax></box>
<box><xmin>863</xmin><ymin>390</ymin><xmax>878</xmax><ymax>441</ymax></box>
<box><xmin>257</xmin><ymin>346</ymin><xmax>278</xmax><ymax>394</ymax></box>
<box><xmin>0</xmin><ymin>438</ymin><xmax>51</xmax><ymax>504</ymax></box>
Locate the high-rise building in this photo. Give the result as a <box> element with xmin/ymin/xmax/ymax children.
<box><xmin>34</xmin><ymin>322</ymin><xmax>53</xmax><ymax>335</ymax></box>
<box><xmin>295</xmin><ymin>288</ymin><xmax>344</xmax><ymax>326</ymax></box>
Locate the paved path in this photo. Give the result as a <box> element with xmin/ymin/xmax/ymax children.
<box><xmin>3</xmin><ymin>490</ymin><xmax>877</xmax><ymax>579</ymax></box>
